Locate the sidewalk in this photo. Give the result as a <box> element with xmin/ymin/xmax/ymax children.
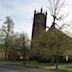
<box><xmin>42</xmin><ymin>64</ymin><xmax>72</xmax><ymax>71</ymax></box>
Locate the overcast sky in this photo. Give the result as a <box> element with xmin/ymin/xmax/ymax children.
<box><xmin>0</xmin><ymin>0</ymin><xmax>72</xmax><ymax>38</ymax></box>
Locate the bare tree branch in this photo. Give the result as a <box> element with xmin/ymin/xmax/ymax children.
<box><xmin>48</xmin><ymin>0</ymin><xmax>53</xmax><ymax>15</ymax></box>
<box><xmin>54</xmin><ymin>0</ymin><xmax>60</xmax><ymax>15</ymax></box>
<box><xmin>47</xmin><ymin>0</ymin><xmax>71</xmax><ymax>29</ymax></box>
<box><xmin>56</xmin><ymin>23</ymin><xmax>71</xmax><ymax>29</ymax></box>
<box><xmin>56</xmin><ymin>0</ymin><xmax>65</xmax><ymax>15</ymax></box>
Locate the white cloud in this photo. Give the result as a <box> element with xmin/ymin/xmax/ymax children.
<box><xmin>0</xmin><ymin>0</ymin><xmax>72</xmax><ymax>38</ymax></box>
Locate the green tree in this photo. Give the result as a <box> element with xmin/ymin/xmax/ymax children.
<box><xmin>46</xmin><ymin>0</ymin><xmax>71</xmax><ymax>71</ymax></box>
<box><xmin>19</xmin><ymin>33</ymin><xmax>30</xmax><ymax>66</ymax></box>
<box><xmin>32</xmin><ymin>27</ymin><xmax>71</xmax><ymax>71</ymax></box>
<box><xmin>32</xmin><ymin>32</ymin><xmax>49</xmax><ymax>57</ymax></box>
<box><xmin>8</xmin><ymin>32</ymin><xmax>30</xmax><ymax>64</ymax></box>
<box><xmin>2</xmin><ymin>16</ymin><xmax>14</xmax><ymax>59</ymax></box>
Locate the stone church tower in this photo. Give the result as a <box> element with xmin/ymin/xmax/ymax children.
<box><xmin>31</xmin><ymin>8</ymin><xmax>47</xmax><ymax>39</ymax></box>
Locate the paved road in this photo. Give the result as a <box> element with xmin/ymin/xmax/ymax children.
<box><xmin>0</xmin><ymin>64</ymin><xmax>55</xmax><ymax>72</ymax></box>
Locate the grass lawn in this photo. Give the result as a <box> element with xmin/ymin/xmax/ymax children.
<box><xmin>63</xmin><ymin>71</ymin><xmax>72</xmax><ymax>72</ymax></box>
<box><xmin>25</xmin><ymin>61</ymin><xmax>53</xmax><ymax>68</ymax></box>
<box><xmin>0</xmin><ymin>60</ymin><xmax>51</xmax><ymax>67</ymax></box>
<box><xmin>26</xmin><ymin>61</ymin><xmax>51</xmax><ymax>66</ymax></box>
<box><xmin>65</xmin><ymin>65</ymin><xmax>72</xmax><ymax>68</ymax></box>
<box><xmin>60</xmin><ymin>70</ymin><xmax>72</xmax><ymax>72</ymax></box>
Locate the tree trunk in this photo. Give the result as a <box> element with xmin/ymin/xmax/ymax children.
<box><xmin>5</xmin><ymin>41</ymin><xmax>8</xmax><ymax>59</ymax></box>
<box><xmin>51</xmin><ymin>16</ymin><xmax>56</xmax><ymax>28</ymax></box>
<box><xmin>23</xmin><ymin>47</ymin><xmax>26</xmax><ymax>66</ymax></box>
<box><xmin>23</xmin><ymin>55</ymin><xmax>25</xmax><ymax>66</ymax></box>
<box><xmin>56</xmin><ymin>56</ymin><xmax>59</xmax><ymax>72</ymax></box>
<box><xmin>51</xmin><ymin>56</ymin><xmax>54</xmax><ymax>65</ymax></box>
